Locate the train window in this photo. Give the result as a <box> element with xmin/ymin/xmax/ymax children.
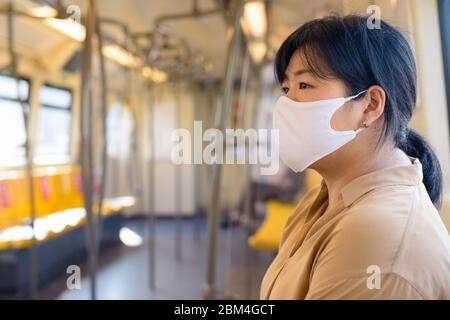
<box><xmin>35</xmin><ymin>85</ymin><xmax>72</xmax><ymax>164</ymax></box>
<box><xmin>107</xmin><ymin>101</ymin><xmax>134</xmax><ymax>158</ymax></box>
<box><xmin>0</xmin><ymin>75</ymin><xmax>29</xmax><ymax>167</ymax></box>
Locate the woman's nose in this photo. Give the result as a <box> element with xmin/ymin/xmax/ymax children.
<box><xmin>286</xmin><ymin>89</ymin><xmax>298</xmax><ymax>102</ymax></box>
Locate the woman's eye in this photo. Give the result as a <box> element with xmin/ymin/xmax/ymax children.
<box><xmin>299</xmin><ymin>82</ymin><xmax>311</xmax><ymax>89</ymax></box>
<box><xmin>281</xmin><ymin>87</ymin><xmax>289</xmax><ymax>94</ymax></box>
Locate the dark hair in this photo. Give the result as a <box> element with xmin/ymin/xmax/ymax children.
<box><xmin>275</xmin><ymin>15</ymin><xmax>443</xmax><ymax>208</ymax></box>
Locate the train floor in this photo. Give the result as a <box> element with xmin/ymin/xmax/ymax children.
<box><xmin>34</xmin><ymin>216</ymin><xmax>275</xmax><ymax>300</ymax></box>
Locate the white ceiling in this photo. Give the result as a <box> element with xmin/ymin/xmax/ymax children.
<box><xmin>0</xmin><ymin>0</ymin><xmax>343</xmax><ymax>78</ymax></box>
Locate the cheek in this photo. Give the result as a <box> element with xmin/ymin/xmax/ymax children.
<box><xmin>330</xmin><ymin>104</ymin><xmax>360</xmax><ymax>131</ymax></box>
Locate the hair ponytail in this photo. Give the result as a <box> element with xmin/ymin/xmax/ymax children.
<box><xmin>398</xmin><ymin>128</ymin><xmax>443</xmax><ymax>208</ymax></box>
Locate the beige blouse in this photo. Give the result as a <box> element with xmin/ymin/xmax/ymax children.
<box><xmin>260</xmin><ymin>157</ymin><xmax>450</xmax><ymax>299</ymax></box>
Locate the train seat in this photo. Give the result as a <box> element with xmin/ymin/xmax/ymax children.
<box><xmin>0</xmin><ymin>165</ymin><xmax>136</xmax><ymax>250</ymax></box>
<box><xmin>248</xmin><ymin>169</ymin><xmax>323</xmax><ymax>251</ymax></box>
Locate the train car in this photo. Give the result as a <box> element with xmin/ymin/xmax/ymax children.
<box><xmin>0</xmin><ymin>0</ymin><xmax>449</xmax><ymax>303</ymax></box>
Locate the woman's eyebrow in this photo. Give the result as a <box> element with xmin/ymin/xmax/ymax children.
<box><xmin>285</xmin><ymin>69</ymin><xmax>312</xmax><ymax>80</ymax></box>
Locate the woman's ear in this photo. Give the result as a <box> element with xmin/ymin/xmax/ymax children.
<box><xmin>363</xmin><ymin>85</ymin><xmax>386</xmax><ymax>125</ymax></box>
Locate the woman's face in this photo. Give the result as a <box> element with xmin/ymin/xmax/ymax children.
<box><xmin>280</xmin><ymin>51</ymin><xmax>370</xmax><ymax>171</ymax></box>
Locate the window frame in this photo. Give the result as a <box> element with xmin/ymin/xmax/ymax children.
<box><xmin>0</xmin><ymin>73</ymin><xmax>31</xmax><ymax>104</ymax></box>
<box><xmin>0</xmin><ymin>74</ymin><xmax>31</xmax><ymax>168</ymax></box>
<box><xmin>34</xmin><ymin>83</ymin><xmax>74</xmax><ymax>164</ymax></box>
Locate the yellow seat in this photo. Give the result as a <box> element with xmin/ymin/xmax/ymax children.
<box><xmin>0</xmin><ymin>164</ymin><xmax>136</xmax><ymax>250</ymax></box>
<box><xmin>248</xmin><ymin>169</ymin><xmax>323</xmax><ymax>251</ymax></box>
<box><xmin>248</xmin><ymin>200</ymin><xmax>296</xmax><ymax>251</ymax></box>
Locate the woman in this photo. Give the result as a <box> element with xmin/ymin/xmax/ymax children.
<box><xmin>261</xmin><ymin>15</ymin><xmax>450</xmax><ymax>300</ymax></box>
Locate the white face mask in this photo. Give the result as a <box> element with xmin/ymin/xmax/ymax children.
<box><xmin>273</xmin><ymin>90</ymin><xmax>367</xmax><ymax>173</ymax></box>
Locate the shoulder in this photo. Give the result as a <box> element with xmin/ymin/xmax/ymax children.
<box><xmin>336</xmin><ymin>185</ymin><xmax>416</xmax><ymax>243</ymax></box>
<box><xmin>313</xmin><ymin>186</ymin><xmax>416</xmax><ymax>280</ymax></box>
<box><xmin>335</xmin><ymin>183</ymin><xmax>444</xmax><ymax>257</ymax></box>
<box><xmin>313</xmin><ymin>184</ymin><xmax>450</xmax><ymax>299</ymax></box>
<box><xmin>346</xmin><ymin>184</ymin><xmax>416</xmax><ymax>219</ymax></box>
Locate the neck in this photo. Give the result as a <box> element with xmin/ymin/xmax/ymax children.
<box><xmin>317</xmin><ymin>145</ymin><xmax>411</xmax><ymax>208</ymax></box>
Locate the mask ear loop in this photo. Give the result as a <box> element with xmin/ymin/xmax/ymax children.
<box><xmin>354</xmin><ymin>126</ymin><xmax>367</xmax><ymax>134</ymax></box>
<box><xmin>343</xmin><ymin>89</ymin><xmax>369</xmax><ymax>134</ymax></box>
<box><xmin>343</xmin><ymin>89</ymin><xmax>368</xmax><ymax>102</ymax></box>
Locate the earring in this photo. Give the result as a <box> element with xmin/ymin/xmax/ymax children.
<box><xmin>362</xmin><ymin>121</ymin><xmax>369</xmax><ymax>128</ymax></box>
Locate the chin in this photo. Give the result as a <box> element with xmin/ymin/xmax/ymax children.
<box><xmin>309</xmin><ymin>157</ymin><xmax>333</xmax><ymax>173</ymax></box>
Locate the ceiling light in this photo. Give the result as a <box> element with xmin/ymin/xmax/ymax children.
<box><xmin>248</xmin><ymin>41</ymin><xmax>267</xmax><ymax>64</ymax></box>
<box><xmin>27</xmin><ymin>5</ymin><xmax>58</xmax><ymax>18</ymax></box>
<box><xmin>152</xmin><ymin>69</ymin><xmax>168</xmax><ymax>83</ymax></box>
<box><xmin>141</xmin><ymin>66</ymin><xmax>168</xmax><ymax>83</ymax></box>
<box><xmin>45</xmin><ymin>18</ymin><xmax>86</xmax><ymax>42</ymax></box>
<box><xmin>102</xmin><ymin>44</ymin><xmax>141</xmax><ymax>68</ymax></box>
<box><xmin>242</xmin><ymin>1</ymin><xmax>267</xmax><ymax>38</ymax></box>
<box><xmin>142</xmin><ymin>66</ymin><xmax>154</xmax><ymax>78</ymax></box>
<box><xmin>15</xmin><ymin>0</ymin><xmax>57</xmax><ymax>18</ymax></box>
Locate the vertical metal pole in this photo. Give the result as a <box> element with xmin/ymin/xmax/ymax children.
<box><xmin>191</xmin><ymin>81</ymin><xmax>200</xmax><ymax>242</ymax></box>
<box><xmin>194</xmin><ymin>84</ymin><xmax>215</xmax><ymax>242</ymax></box>
<box><xmin>148</xmin><ymin>83</ymin><xmax>156</xmax><ymax>290</ymax></box>
<box><xmin>129</xmin><ymin>72</ymin><xmax>143</xmax><ymax>212</ymax></box>
<box><xmin>223</xmin><ymin>197</ymin><xmax>235</xmax><ymax>298</ymax></box>
<box><xmin>236</xmin><ymin>47</ymin><xmax>250</xmax><ymax>130</ymax></box>
<box><xmin>243</xmin><ymin>82</ymin><xmax>264</xmax><ymax>299</ymax></box>
<box><xmin>174</xmin><ymin>79</ymin><xmax>182</xmax><ymax>261</ymax></box>
<box><xmin>79</xmin><ymin>0</ymin><xmax>97</xmax><ymax>300</ymax></box>
<box><xmin>243</xmin><ymin>160</ymin><xmax>254</xmax><ymax>299</ymax></box>
<box><xmin>125</xmin><ymin>68</ymin><xmax>140</xmax><ymax>200</ymax></box>
<box><xmin>95</xmin><ymin>1</ymin><xmax>108</xmax><ymax>270</ymax></box>
<box><xmin>224</xmin><ymin>43</ymin><xmax>251</xmax><ymax>300</ymax></box>
<box><xmin>204</xmin><ymin>1</ymin><xmax>243</xmax><ymax>299</ymax></box>
<box><xmin>240</xmin><ymin>48</ymin><xmax>254</xmax><ymax>230</ymax></box>
<box><xmin>7</xmin><ymin>1</ymin><xmax>38</xmax><ymax>299</ymax></box>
